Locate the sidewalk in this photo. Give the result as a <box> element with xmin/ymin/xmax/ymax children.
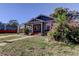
<box><xmin>0</xmin><ymin>36</ymin><xmax>34</xmax><ymax>46</ymax></box>
<box><xmin>0</xmin><ymin>34</ymin><xmax>21</xmax><ymax>39</ymax></box>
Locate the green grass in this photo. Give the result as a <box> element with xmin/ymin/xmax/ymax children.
<box><xmin>0</xmin><ymin>36</ymin><xmax>79</xmax><ymax>56</ymax></box>
<box><xmin>0</xmin><ymin>36</ymin><xmax>50</xmax><ymax>56</ymax></box>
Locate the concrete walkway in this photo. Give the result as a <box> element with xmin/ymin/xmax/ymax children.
<box><xmin>0</xmin><ymin>34</ymin><xmax>21</xmax><ymax>39</ymax></box>
<box><xmin>0</xmin><ymin>36</ymin><xmax>34</xmax><ymax>46</ymax></box>
<box><xmin>0</xmin><ymin>43</ymin><xmax>7</xmax><ymax>46</ymax></box>
<box><xmin>6</xmin><ymin>36</ymin><xmax>33</xmax><ymax>42</ymax></box>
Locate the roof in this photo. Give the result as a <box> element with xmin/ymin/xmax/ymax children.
<box><xmin>36</xmin><ymin>14</ymin><xmax>53</xmax><ymax>21</ymax></box>
<box><xmin>25</xmin><ymin>15</ymin><xmax>54</xmax><ymax>25</ymax></box>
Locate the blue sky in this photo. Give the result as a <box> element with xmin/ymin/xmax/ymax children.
<box><xmin>0</xmin><ymin>3</ymin><xmax>79</xmax><ymax>24</ymax></box>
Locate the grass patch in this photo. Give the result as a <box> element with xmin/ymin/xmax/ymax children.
<box><xmin>0</xmin><ymin>36</ymin><xmax>79</xmax><ymax>56</ymax></box>
<box><xmin>0</xmin><ymin>36</ymin><xmax>49</xmax><ymax>56</ymax></box>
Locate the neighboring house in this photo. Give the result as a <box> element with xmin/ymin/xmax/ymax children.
<box><xmin>19</xmin><ymin>23</ymin><xmax>25</xmax><ymax>33</ymax></box>
<box><xmin>25</xmin><ymin>15</ymin><xmax>55</xmax><ymax>35</ymax></box>
<box><xmin>67</xmin><ymin>11</ymin><xmax>79</xmax><ymax>20</ymax></box>
<box><xmin>0</xmin><ymin>23</ymin><xmax>17</xmax><ymax>33</ymax></box>
<box><xmin>67</xmin><ymin>11</ymin><xmax>79</xmax><ymax>27</ymax></box>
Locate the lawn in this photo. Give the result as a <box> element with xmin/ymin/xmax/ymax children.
<box><xmin>0</xmin><ymin>36</ymin><xmax>79</xmax><ymax>56</ymax></box>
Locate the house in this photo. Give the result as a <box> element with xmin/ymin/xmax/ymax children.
<box><xmin>25</xmin><ymin>15</ymin><xmax>55</xmax><ymax>35</ymax></box>
<box><xmin>67</xmin><ymin>11</ymin><xmax>79</xmax><ymax>20</ymax></box>
<box><xmin>0</xmin><ymin>23</ymin><xmax>18</xmax><ymax>33</ymax></box>
<box><xmin>67</xmin><ymin>11</ymin><xmax>79</xmax><ymax>26</ymax></box>
<box><xmin>19</xmin><ymin>23</ymin><xmax>25</xmax><ymax>33</ymax></box>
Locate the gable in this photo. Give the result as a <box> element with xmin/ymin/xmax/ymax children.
<box><xmin>36</xmin><ymin>15</ymin><xmax>53</xmax><ymax>21</ymax></box>
<box><xmin>25</xmin><ymin>15</ymin><xmax>54</xmax><ymax>25</ymax></box>
<box><xmin>28</xmin><ymin>18</ymin><xmax>44</xmax><ymax>23</ymax></box>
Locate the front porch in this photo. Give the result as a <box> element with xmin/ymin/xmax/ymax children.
<box><xmin>25</xmin><ymin>22</ymin><xmax>48</xmax><ymax>35</ymax></box>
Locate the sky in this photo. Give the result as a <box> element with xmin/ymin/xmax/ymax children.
<box><xmin>0</xmin><ymin>3</ymin><xmax>79</xmax><ymax>24</ymax></box>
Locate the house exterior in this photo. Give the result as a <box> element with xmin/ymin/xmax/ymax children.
<box><xmin>67</xmin><ymin>11</ymin><xmax>79</xmax><ymax>26</ymax></box>
<box><xmin>67</xmin><ymin>11</ymin><xmax>79</xmax><ymax>20</ymax></box>
<box><xmin>0</xmin><ymin>23</ymin><xmax>18</xmax><ymax>33</ymax></box>
<box><xmin>19</xmin><ymin>23</ymin><xmax>25</xmax><ymax>33</ymax></box>
<box><xmin>25</xmin><ymin>15</ymin><xmax>55</xmax><ymax>35</ymax></box>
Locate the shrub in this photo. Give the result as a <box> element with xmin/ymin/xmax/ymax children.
<box><xmin>49</xmin><ymin>7</ymin><xmax>79</xmax><ymax>44</ymax></box>
<box><xmin>24</xmin><ymin>27</ymin><xmax>29</xmax><ymax>35</ymax></box>
<box><xmin>52</xmin><ymin>22</ymin><xmax>79</xmax><ymax>44</ymax></box>
<box><xmin>47</xmin><ymin>31</ymin><xmax>54</xmax><ymax>37</ymax></box>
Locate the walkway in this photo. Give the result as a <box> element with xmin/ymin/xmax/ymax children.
<box><xmin>0</xmin><ymin>34</ymin><xmax>21</xmax><ymax>39</ymax></box>
<box><xmin>0</xmin><ymin>35</ymin><xmax>34</xmax><ymax>46</ymax></box>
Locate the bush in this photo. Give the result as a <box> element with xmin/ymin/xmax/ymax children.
<box><xmin>47</xmin><ymin>31</ymin><xmax>54</xmax><ymax>37</ymax></box>
<box><xmin>52</xmin><ymin>23</ymin><xmax>79</xmax><ymax>44</ymax></box>
<box><xmin>24</xmin><ymin>27</ymin><xmax>29</xmax><ymax>35</ymax></box>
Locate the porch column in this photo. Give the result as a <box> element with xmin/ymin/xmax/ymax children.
<box><xmin>24</xmin><ymin>24</ymin><xmax>26</xmax><ymax>30</ymax></box>
<box><xmin>41</xmin><ymin>22</ymin><xmax>44</xmax><ymax>36</ymax></box>
<box><xmin>31</xmin><ymin>24</ymin><xmax>33</xmax><ymax>34</ymax></box>
<box><xmin>24</xmin><ymin>24</ymin><xmax>26</xmax><ymax>34</ymax></box>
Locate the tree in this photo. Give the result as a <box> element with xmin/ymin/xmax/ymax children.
<box><xmin>48</xmin><ymin>7</ymin><xmax>79</xmax><ymax>44</ymax></box>
<box><xmin>50</xmin><ymin>7</ymin><xmax>68</xmax><ymax>24</ymax></box>
<box><xmin>0</xmin><ymin>22</ymin><xmax>5</xmax><ymax>27</ymax></box>
<box><xmin>49</xmin><ymin>7</ymin><xmax>69</xmax><ymax>35</ymax></box>
<box><xmin>8</xmin><ymin>20</ymin><xmax>19</xmax><ymax>27</ymax></box>
<box><xmin>48</xmin><ymin>7</ymin><xmax>69</xmax><ymax>43</ymax></box>
<box><xmin>0</xmin><ymin>22</ymin><xmax>3</xmax><ymax>26</ymax></box>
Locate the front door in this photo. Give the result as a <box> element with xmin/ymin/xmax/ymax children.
<box><xmin>33</xmin><ymin>24</ymin><xmax>41</xmax><ymax>33</ymax></box>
